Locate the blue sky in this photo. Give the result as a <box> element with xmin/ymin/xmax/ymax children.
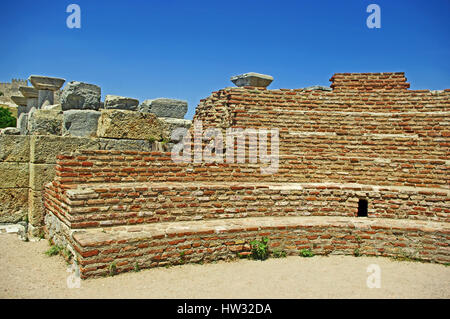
<box><xmin>1</xmin><ymin>0</ymin><xmax>449</xmax><ymax>119</ymax></box>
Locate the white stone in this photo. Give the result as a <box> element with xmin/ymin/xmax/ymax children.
<box><xmin>230</xmin><ymin>72</ymin><xmax>274</xmax><ymax>88</ymax></box>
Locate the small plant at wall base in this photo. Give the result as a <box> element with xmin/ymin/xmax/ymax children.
<box><xmin>250</xmin><ymin>237</ymin><xmax>269</xmax><ymax>260</ymax></box>
<box><xmin>272</xmin><ymin>249</ymin><xmax>287</xmax><ymax>258</ymax></box>
<box><xmin>45</xmin><ymin>245</ymin><xmax>62</xmax><ymax>257</ymax></box>
<box><xmin>109</xmin><ymin>262</ymin><xmax>117</xmax><ymax>276</ymax></box>
<box><xmin>62</xmin><ymin>248</ymin><xmax>73</xmax><ymax>262</ymax></box>
<box><xmin>160</xmin><ymin>137</ymin><xmax>170</xmax><ymax>144</ymax></box>
<box><xmin>0</xmin><ymin>106</ymin><xmax>16</xmax><ymax>128</ymax></box>
<box><xmin>299</xmin><ymin>249</ymin><xmax>314</xmax><ymax>258</ymax></box>
<box><xmin>179</xmin><ymin>251</ymin><xmax>186</xmax><ymax>264</ymax></box>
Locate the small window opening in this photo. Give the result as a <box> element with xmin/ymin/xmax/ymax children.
<box><xmin>357</xmin><ymin>199</ymin><xmax>368</xmax><ymax>217</ymax></box>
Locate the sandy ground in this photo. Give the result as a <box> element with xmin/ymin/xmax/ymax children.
<box><xmin>0</xmin><ymin>233</ymin><xmax>448</xmax><ymax>299</ymax></box>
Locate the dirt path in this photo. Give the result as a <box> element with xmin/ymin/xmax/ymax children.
<box><xmin>0</xmin><ymin>233</ymin><xmax>448</xmax><ymax>299</ymax></box>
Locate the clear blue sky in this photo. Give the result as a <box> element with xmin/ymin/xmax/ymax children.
<box><xmin>1</xmin><ymin>0</ymin><xmax>449</xmax><ymax>119</ymax></box>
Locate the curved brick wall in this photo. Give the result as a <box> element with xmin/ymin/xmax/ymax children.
<box><xmin>45</xmin><ymin>181</ymin><xmax>449</xmax><ymax>229</ymax></box>
<box><xmin>43</xmin><ymin>72</ymin><xmax>450</xmax><ymax>277</ymax></box>
<box><xmin>45</xmin><ymin>213</ymin><xmax>449</xmax><ymax>279</ymax></box>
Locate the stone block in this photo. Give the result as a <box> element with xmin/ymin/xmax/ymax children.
<box><xmin>63</xmin><ymin>110</ymin><xmax>101</xmax><ymax>137</ymax></box>
<box><xmin>28</xmin><ymin>135</ymin><xmax>161</xmax><ymax>165</ymax></box>
<box><xmin>26</xmin><ymin>98</ymin><xmax>38</xmax><ymax>110</ymax></box>
<box><xmin>61</xmin><ymin>81</ymin><xmax>102</xmax><ymax>111</ymax></box>
<box><xmin>99</xmin><ymin>138</ymin><xmax>153</xmax><ymax>151</ymax></box>
<box><xmin>28</xmin><ymin>109</ymin><xmax>63</xmax><ymax>136</ymax></box>
<box><xmin>28</xmin><ymin>189</ymin><xmax>45</xmax><ymax>227</ymax></box>
<box><xmin>38</xmin><ymin>90</ymin><xmax>55</xmax><ymax>108</ymax></box>
<box><xmin>0</xmin><ymin>162</ymin><xmax>29</xmax><ymax>188</ymax></box>
<box><xmin>28</xmin><ymin>75</ymin><xmax>65</xmax><ymax>91</ymax></box>
<box><xmin>19</xmin><ymin>86</ymin><xmax>38</xmax><ymax>98</ymax></box>
<box><xmin>0</xmin><ymin>135</ymin><xmax>30</xmax><ymax>162</ymax></box>
<box><xmin>96</xmin><ymin>109</ymin><xmax>164</xmax><ymax>140</ymax></box>
<box><xmin>30</xmin><ymin>135</ymin><xmax>101</xmax><ymax>164</ymax></box>
<box><xmin>104</xmin><ymin>95</ymin><xmax>139</xmax><ymax>111</ymax></box>
<box><xmin>29</xmin><ymin>163</ymin><xmax>56</xmax><ymax>191</ymax></box>
<box><xmin>230</xmin><ymin>72</ymin><xmax>273</xmax><ymax>88</ymax></box>
<box><xmin>139</xmin><ymin>98</ymin><xmax>188</xmax><ymax>119</ymax></box>
<box><xmin>0</xmin><ymin>188</ymin><xmax>28</xmax><ymax>223</ymax></box>
<box><xmin>159</xmin><ymin>117</ymin><xmax>192</xmax><ymax>142</ymax></box>
<box><xmin>10</xmin><ymin>95</ymin><xmax>27</xmax><ymax>107</ymax></box>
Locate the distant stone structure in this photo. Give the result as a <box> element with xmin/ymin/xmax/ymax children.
<box><xmin>0</xmin><ymin>78</ymin><xmax>28</xmax><ymax>98</ymax></box>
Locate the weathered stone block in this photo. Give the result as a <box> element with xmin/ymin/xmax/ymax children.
<box><xmin>139</xmin><ymin>98</ymin><xmax>188</xmax><ymax>119</ymax></box>
<box><xmin>99</xmin><ymin>138</ymin><xmax>153</xmax><ymax>151</ymax></box>
<box><xmin>0</xmin><ymin>188</ymin><xmax>28</xmax><ymax>223</ymax></box>
<box><xmin>97</xmin><ymin>109</ymin><xmax>164</xmax><ymax>140</ymax></box>
<box><xmin>159</xmin><ymin>117</ymin><xmax>192</xmax><ymax>142</ymax></box>
<box><xmin>28</xmin><ymin>189</ymin><xmax>45</xmax><ymax>227</ymax></box>
<box><xmin>230</xmin><ymin>72</ymin><xmax>273</xmax><ymax>88</ymax></box>
<box><xmin>0</xmin><ymin>135</ymin><xmax>30</xmax><ymax>162</ymax></box>
<box><xmin>0</xmin><ymin>162</ymin><xmax>29</xmax><ymax>188</ymax></box>
<box><xmin>19</xmin><ymin>86</ymin><xmax>38</xmax><ymax>98</ymax></box>
<box><xmin>30</xmin><ymin>135</ymin><xmax>101</xmax><ymax>164</ymax></box>
<box><xmin>29</xmin><ymin>163</ymin><xmax>56</xmax><ymax>191</ymax></box>
<box><xmin>29</xmin><ymin>75</ymin><xmax>65</xmax><ymax>91</ymax></box>
<box><xmin>61</xmin><ymin>81</ymin><xmax>102</xmax><ymax>111</ymax></box>
<box><xmin>63</xmin><ymin>110</ymin><xmax>101</xmax><ymax>137</ymax></box>
<box><xmin>38</xmin><ymin>90</ymin><xmax>55</xmax><ymax>108</ymax></box>
<box><xmin>19</xmin><ymin>87</ymin><xmax>39</xmax><ymax>112</ymax></box>
<box><xmin>28</xmin><ymin>109</ymin><xmax>63</xmax><ymax>135</ymax></box>
<box><xmin>104</xmin><ymin>95</ymin><xmax>139</xmax><ymax>111</ymax></box>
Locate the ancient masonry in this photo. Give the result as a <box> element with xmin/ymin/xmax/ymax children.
<box><xmin>0</xmin><ymin>75</ymin><xmax>191</xmax><ymax>236</ymax></box>
<box><xmin>1</xmin><ymin>71</ymin><xmax>449</xmax><ymax>279</ymax></box>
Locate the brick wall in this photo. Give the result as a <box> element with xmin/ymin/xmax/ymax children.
<box><xmin>44</xmin><ymin>181</ymin><xmax>449</xmax><ymax>230</ymax></box>
<box><xmin>42</xmin><ymin>72</ymin><xmax>450</xmax><ymax>277</ymax></box>
<box><xmin>51</xmin><ymin>150</ymin><xmax>448</xmax><ymax>188</ymax></box>
<box><xmin>45</xmin><ymin>211</ymin><xmax>449</xmax><ymax>279</ymax></box>
<box><xmin>330</xmin><ymin>72</ymin><xmax>410</xmax><ymax>91</ymax></box>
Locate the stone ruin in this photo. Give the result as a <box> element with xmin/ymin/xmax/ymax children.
<box><xmin>0</xmin><ymin>75</ymin><xmax>191</xmax><ymax>235</ymax></box>
<box><xmin>1</xmin><ymin>71</ymin><xmax>449</xmax><ymax>279</ymax></box>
